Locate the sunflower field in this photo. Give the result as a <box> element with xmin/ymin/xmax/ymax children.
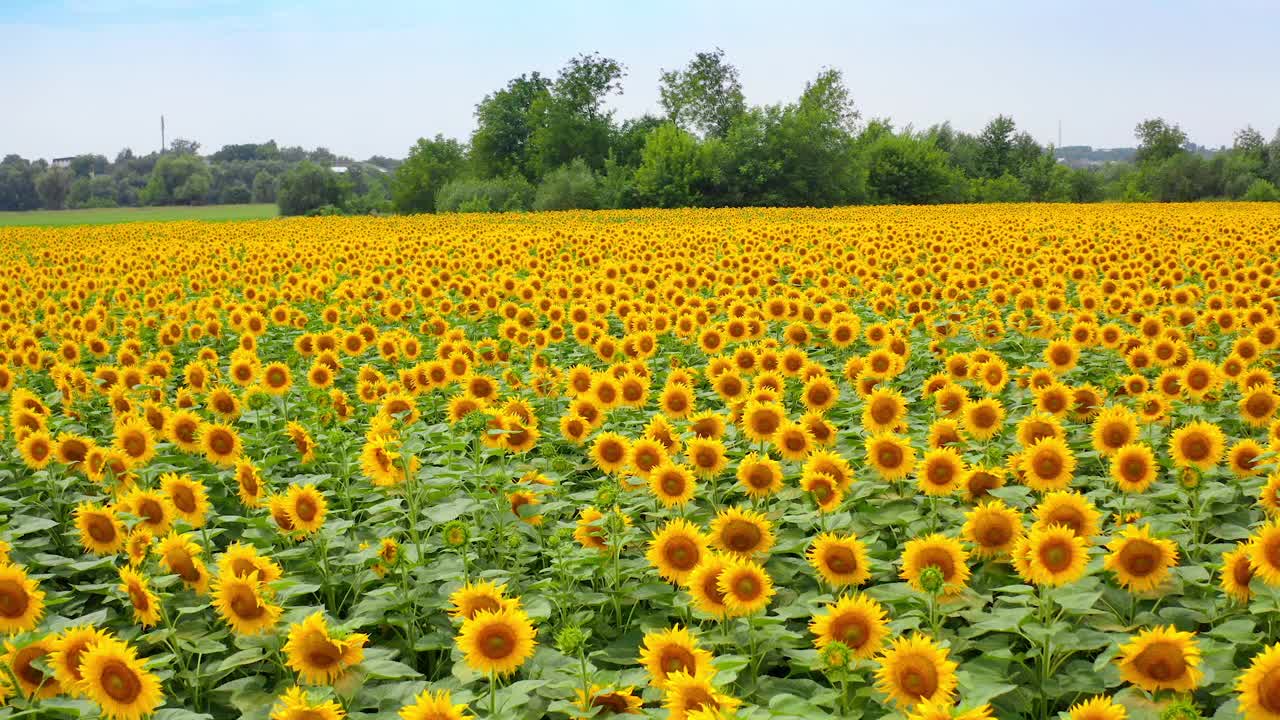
<box><xmin>0</xmin><ymin>204</ymin><xmax>1279</xmax><ymax>720</ymax></box>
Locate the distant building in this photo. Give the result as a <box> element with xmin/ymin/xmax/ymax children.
<box><xmin>51</xmin><ymin>157</ymin><xmax>74</xmax><ymax>169</ymax></box>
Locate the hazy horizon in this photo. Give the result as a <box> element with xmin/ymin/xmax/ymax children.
<box><xmin>4</xmin><ymin>0</ymin><xmax>1278</xmax><ymax>161</ymax></box>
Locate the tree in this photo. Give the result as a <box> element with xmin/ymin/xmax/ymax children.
<box><xmin>527</xmin><ymin>54</ymin><xmax>626</xmax><ymax>176</ymax></box>
<box><xmin>798</xmin><ymin>68</ymin><xmax>859</xmax><ymax>133</ymax></box>
<box><xmin>533</xmin><ymin>159</ymin><xmax>602</xmax><ymax>211</ymax></box>
<box><xmin>471</xmin><ymin>73</ymin><xmax>553</xmax><ymax>179</ymax></box>
<box><xmin>252</xmin><ymin>171</ymin><xmax>277</xmax><ymax>203</ymax></box>
<box><xmin>391</xmin><ymin>135</ymin><xmax>467</xmax><ymax>214</ymax></box>
<box><xmin>1134</xmin><ymin>118</ymin><xmax>1188</xmax><ymax>165</ymax></box>
<box><xmin>142</xmin><ymin>154</ymin><xmax>212</xmax><ymax>205</ymax></box>
<box><xmin>276</xmin><ymin>161</ymin><xmax>350</xmax><ymax>216</ymax></box>
<box><xmin>1242</xmin><ymin>178</ymin><xmax>1280</xmax><ymax>202</ymax></box>
<box><xmin>0</xmin><ymin>155</ymin><xmax>41</xmax><ymax>211</ymax></box>
<box><xmin>864</xmin><ymin>133</ymin><xmax>965</xmax><ymax>204</ymax></box>
<box><xmin>634</xmin><ymin>123</ymin><xmax>717</xmax><ymax>208</ymax></box>
<box><xmin>659</xmin><ymin>48</ymin><xmax>746</xmax><ymax>138</ymax></box>
<box><xmin>168</xmin><ymin>138</ymin><xmax>202</xmax><ymax>156</ymax></box>
<box><xmin>35</xmin><ymin>168</ymin><xmax>73</xmax><ymax>210</ymax></box>
<box><xmin>976</xmin><ymin>115</ymin><xmax>1017</xmax><ymax>178</ymax></box>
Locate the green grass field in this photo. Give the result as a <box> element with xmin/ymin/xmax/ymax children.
<box><xmin>0</xmin><ymin>203</ymin><xmax>278</xmax><ymax>227</ymax></box>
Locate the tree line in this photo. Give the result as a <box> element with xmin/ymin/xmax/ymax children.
<box><xmin>3</xmin><ymin>50</ymin><xmax>1279</xmax><ymax>215</ymax></box>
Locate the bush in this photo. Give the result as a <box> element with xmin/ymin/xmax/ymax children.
<box><xmin>972</xmin><ymin>173</ymin><xmax>1030</xmax><ymax>203</ymax></box>
<box><xmin>436</xmin><ymin>176</ymin><xmax>533</xmax><ymax>213</ymax></box>
<box><xmin>277</xmin><ymin>162</ymin><xmax>351</xmax><ymax>216</ymax></box>
<box><xmin>1242</xmin><ymin>178</ymin><xmax>1280</xmax><ymax>202</ymax></box>
<box><xmin>219</xmin><ymin>183</ymin><xmax>252</xmax><ymax>205</ymax></box>
<box><xmin>533</xmin><ymin>160</ymin><xmax>602</xmax><ymax>211</ymax></box>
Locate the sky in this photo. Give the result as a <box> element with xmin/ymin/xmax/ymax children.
<box><xmin>3</xmin><ymin>0</ymin><xmax>1278</xmax><ymax>161</ymax></box>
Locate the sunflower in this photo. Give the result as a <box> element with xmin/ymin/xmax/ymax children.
<box><xmin>77</xmin><ymin>636</ymin><xmax>164</xmax><ymax>720</ymax></box>
<box><xmin>1221</xmin><ymin>542</ymin><xmax>1257</xmax><ymax>603</ymax></box>
<box><xmin>285</xmin><ymin>421</ymin><xmax>316</xmax><ymax>465</ymax></box>
<box><xmin>802</xmin><ymin>375</ymin><xmax>840</xmax><ymax>413</ymax></box>
<box><xmin>271</xmin><ymin>686</ymin><xmax>345</xmax><ymax>720</ymax></box>
<box><xmin>1229</xmin><ymin>439</ymin><xmax>1267</xmax><ymax>478</ymax></box>
<box><xmin>125</xmin><ymin>528</ymin><xmax>153</xmax><ymax>567</ymax></box>
<box><xmin>660</xmin><ymin>383</ymin><xmax>695</xmax><ymax>418</ymax></box>
<box><xmin>900</xmin><ymin>534</ymin><xmax>971</xmax><ymax>596</ymax></box>
<box><xmin>285</xmin><ymin>484</ymin><xmax>327</xmax><ymax>535</ymax></box>
<box><xmin>874</xmin><ymin>634</ymin><xmax>959</xmax><ymax>708</ymax></box>
<box><xmin>1241</xmin><ymin>387</ymin><xmax>1280</xmax><ymax>427</ymax></box>
<box><xmin>0</xmin><ymin>563</ymin><xmax>45</xmax><ymax>634</ymax></box>
<box><xmin>4</xmin><ymin>637</ymin><xmax>63</xmax><ymax>698</ymax></box>
<box><xmin>398</xmin><ymin>688</ymin><xmax>472</xmax><ymax>720</ymax></box>
<box><xmin>54</xmin><ymin>432</ymin><xmax>94</xmax><ymax>468</ymax></box>
<box><xmin>862</xmin><ymin>387</ymin><xmax>907</xmax><ymax>433</ymax></box>
<box><xmin>917</xmin><ymin>447</ymin><xmax>966</xmax><ymax>496</ymax></box>
<box><xmin>75</xmin><ymin>502</ymin><xmax>126</xmax><ymax>555</ymax></box>
<box><xmin>740</xmin><ymin>400</ymin><xmax>785</xmax><ymax>443</ymax></box>
<box><xmin>661</xmin><ymin>671</ymin><xmax>740</xmax><ymax>720</ymax></box>
<box><xmin>117</xmin><ymin>567</ymin><xmax>160</xmax><ymax>627</ymax></box>
<box><xmin>1016</xmin><ymin>412</ymin><xmax>1064</xmax><ymax>447</ymax></box>
<box><xmin>1110</xmin><ymin>443</ymin><xmax>1158</xmax><ymax>494</ymax></box>
<box><xmin>801</xmin><ymin>470</ymin><xmax>844</xmax><ymax>512</ymax></box>
<box><xmin>906</xmin><ymin>699</ymin><xmax>997</xmax><ymax>720</ymax></box>
<box><xmin>709</xmin><ymin>506</ymin><xmax>774</xmax><ymax>557</ymax></box>
<box><xmin>18</xmin><ymin>430</ymin><xmax>54</xmax><ymax>469</ymax></box>
<box><xmin>199</xmin><ymin>421</ymin><xmax>243</xmax><ymax>467</ymax></box>
<box><xmin>574</xmin><ymin>506</ymin><xmax>609</xmax><ymax>551</ymax></box>
<box><xmin>1018</xmin><ymin>524</ymin><xmax>1089</xmax><ymax>586</ymax></box>
<box><xmin>165</xmin><ymin>409</ymin><xmax>203</xmax><ymax>453</ymax></box>
<box><xmin>590</xmin><ymin>432</ymin><xmax>631</xmax><ymax>474</ymax></box>
<box><xmin>639</xmin><ymin>625</ymin><xmax>715</xmax><ymax>688</ymax></box>
<box><xmin>1020</xmin><ymin>436</ymin><xmax>1075</xmax><ymax>492</ymax></box>
<box><xmin>1237</xmin><ymin>642</ymin><xmax>1280</xmax><ymax>720</ymax></box>
<box><xmin>217</xmin><ymin>542</ymin><xmax>284</xmax><ymax>584</ymax></box>
<box><xmin>1168</xmin><ymin>420</ymin><xmax>1226</xmax><ymax>471</ymax></box>
<box><xmin>284</xmin><ymin>612</ymin><xmax>369</xmax><ymax>684</ymax></box>
<box><xmin>961</xmin><ymin>398</ymin><xmax>1005</xmax><ymax>441</ymax></box>
<box><xmin>1033</xmin><ymin>490</ymin><xmax>1102</xmax><ymax>540</ymax></box>
<box><xmin>456</xmin><ymin>606</ymin><xmax>537</xmax><ymax>676</ymax></box>
<box><xmin>52</xmin><ymin>625</ymin><xmax>112</xmax><ymax>696</ymax></box>
<box><xmin>735</xmin><ymin>452</ymin><xmax>783</xmax><ymax>498</ymax></box>
<box><xmin>685</xmin><ymin>437</ymin><xmax>728</xmax><ymax>479</ymax></box>
<box><xmin>449</xmin><ymin>581</ymin><xmax>515</xmax><ymax>621</ymax></box>
<box><xmin>1249</xmin><ymin>522</ymin><xmax>1280</xmax><ymax>586</ymax></box>
<box><xmin>686</xmin><ymin>555</ymin><xmax>731</xmax><ymax>618</ymax></box>
<box><xmin>1104</xmin><ymin>524</ymin><xmax>1179</xmax><ymax>593</ymax></box>
<box><xmin>803</xmin><ymin>449</ymin><xmax>853</xmax><ymax>490</ymax></box>
<box><xmin>1115</xmin><ymin>625</ymin><xmax>1202</xmax><ymax>693</ymax></box>
<box><xmin>809</xmin><ymin>594</ymin><xmax>890</xmax><ymax>659</ymax></box>
<box><xmin>212</xmin><ymin>571</ymin><xmax>282</xmax><ymax>636</ymax></box>
<box><xmin>647</xmin><ymin>519</ymin><xmax>709</xmax><ymax>585</ymax></box>
<box><xmin>1066</xmin><ymin>696</ymin><xmax>1128</xmax><ymax>720</ymax></box>
<box><xmin>234</xmin><ymin>458</ymin><xmax>265</xmax><ymax>506</ymax></box>
<box><xmin>865</xmin><ymin>433</ymin><xmax>916</xmax><ymax>481</ymax></box>
<box><xmin>807</xmin><ymin>532</ymin><xmax>871</xmax><ymax>587</ymax></box>
<box><xmin>574</xmin><ymin>684</ymin><xmax>643</xmax><ymax>717</ymax></box>
<box><xmin>716</xmin><ymin>557</ymin><xmax>774</xmax><ymax>617</ymax></box>
<box><xmin>773</xmin><ymin>419</ymin><xmax>814</xmax><ymax>461</ymax></box>
<box><xmin>629</xmin><ymin>438</ymin><xmax>667</xmax><ymax>479</ymax></box>
<box><xmin>112</xmin><ymin>415</ymin><xmax>156</xmax><ymax>467</ymax></box>
<box><xmin>962</xmin><ymin>500</ymin><xmax>1024</xmax><ymax>558</ymax></box>
<box><xmin>156</xmin><ymin>531</ymin><xmax>210</xmax><ymax>593</ymax></box>
<box><xmin>1091</xmin><ymin>406</ymin><xmax>1139</xmax><ymax>456</ymax></box>
<box><xmin>160</xmin><ymin>473</ymin><xmax>209</xmax><ymax>527</ymax></box>
<box><xmin>508</xmin><ymin>490</ymin><xmax>542</xmax><ymax>525</ymax></box>
<box><xmin>649</xmin><ymin>463</ymin><xmax>697</xmax><ymax>507</ymax></box>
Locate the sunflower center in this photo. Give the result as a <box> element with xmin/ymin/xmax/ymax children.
<box><xmin>723</xmin><ymin>520</ymin><xmax>763</xmax><ymax>553</ymax></box>
<box><xmin>138</xmin><ymin>499</ymin><xmax>164</xmax><ymax>524</ymax></box>
<box><xmin>682</xmin><ymin>687</ymin><xmax>717</xmax><ymax>712</ymax></box>
<box><xmin>15</xmin><ymin>647</ymin><xmax>50</xmax><ymax>686</ymax></box>
<box><xmin>1103</xmin><ymin>426</ymin><xmax>1130</xmax><ymax>448</ymax></box>
<box><xmin>127</xmin><ymin>583</ymin><xmax>150</xmax><ymax>611</ymax></box>
<box><xmin>307</xmin><ymin>638</ymin><xmax>344</xmax><ymax>668</ymax></box>
<box><xmin>980</xmin><ymin>521</ymin><xmax>1012</xmax><ymax>548</ymax></box>
<box><xmin>88</xmin><ymin>516</ymin><xmax>117</xmax><ymax>543</ymax></box>
<box><xmin>733</xmin><ymin>574</ymin><xmax>761</xmax><ymax>600</ymax></box>
<box><xmin>824</xmin><ymin>546</ymin><xmax>858</xmax><ymax>574</ymax></box>
<box><xmin>1233</xmin><ymin>557</ymin><xmax>1255</xmax><ymax>587</ymax></box>
<box><xmin>870</xmin><ymin>400</ymin><xmax>896</xmax><ymax>425</ymax></box>
<box><xmin>897</xmin><ymin>657</ymin><xmax>939</xmax><ymax>699</ymax></box>
<box><xmin>1039</xmin><ymin>540</ymin><xmax>1073</xmax><ymax>572</ymax></box>
<box><xmin>694</xmin><ymin>449</ymin><xmax>717</xmax><ymax>468</ymax></box>
<box><xmin>479</xmin><ymin>625</ymin><xmax>515</xmax><ymax>660</ymax></box>
<box><xmin>660</xmin><ymin>474</ymin><xmax>686</xmax><ymax>496</ymax></box>
<box><xmin>0</xmin><ymin>573</ymin><xmax>29</xmax><ymax>614</ymax></box>
<box><xmin>784</xmin><ymin>433</ymin><xmax>806</xmax><ymax>452</ymax></box>
<box><xmin>295</xmin><ymin>497</ymin><xmax>317</xmax><ymax>522</ymax></box>
<box><xmin>165</xmin><ymin>549</ymin><xmax>200</xmax><ymax>582</ymax></box>
<box><xmin>1123</xmin><ymin>458</ymin><xmax>1148</xmax><ymax>481</ymax></box>
<box><xmin>171</xmin><ymin>486</ymin><xmax>197</xmax><ymax>513</ymax></box>
<box><xmin>593</xmin><ymin>692</ymin><xmax>631</xmax><ymax>712</ymax></box>
<box><xmin>830</xmin><ymin>614</ymin><xmax>869</xmax><ymax>648</ymax></box>
<box><xmin>701</xmin><ymin>572</ymin><xmax>727</xmax><ymax>606</ymax></box>
<box><xmin>1258</xmin><ymin>667</ymin><xmax>1280</xmax><ymax>712</ymax></box>
<box><xmin>209</xmin><ymin>431</ymin><xmax>233</xmax><ymax>455</ymax></box>
<box><xmin>229</xmin><ymin>585</ymin><xmax>265</xmax><ymax>619</ymax></box>
<box><xmin>1034</xmin><ymin>452</ymin><xmax>1062</xmax><ymax>479</ymax></box>
<box><xmin>916</xmin><ymin>551</ymin><xmax>954</xmax><ymax>581</ymax></box>
<box><xmin>927</xmin><ymin>461</ymin><xmax>955</xmax><ymax>486</ymax></box>
<box><xmin>123</xmin><ymin>433</ymin><xmax>146</xmax><ymax>457</ymax></box>
<box><xmin>100</xmin><ymin>660</ymin><xmax>143</xmax><ymax>703</ymax></box>
<box><xmin>747</xmin><ymin>467</ymin><xmax>773</xmax><ymax>489</ymax></box>
<box><xmin>1182</xmin><ymin>436</ymin><xmax>1209</xmax><ymax>461</ymax></box>
<box><xmin>1246</xmin><ymin>394</ymin><xmax>1274</xmax><ymax>418</ymax></box>
<box><xmin>1120</xmin><ymin>541</ymin><xmax>1159</xmax><ymax>576</ymax></box>
<box><xmin>664</xmin><ymin>537</ymin><xmax>700</xmax><ymax>571</ymax></box>
<box><xmin>661</xmin><ymin>647</ymin><xmax>696</xmax><ymax>675</ymax></box>
<box><xmin>1133</xmin><ymin>641</ymin><xmax>1186</xmax><ymax>682</ymax></box>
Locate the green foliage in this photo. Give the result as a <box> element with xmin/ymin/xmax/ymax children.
<box><xmin>864</xmin><ymin>132</ymin><xmax>966</xmax><ymax>204</ymax></box>
<box><xmin>391</xmin><ymin>135</ymin><xmax>467</xmax><ymax>214</ymax></box>
<box><xmin>251</xmin><ymin>171</ymin><xmax>277</xmax><ymax>203</ymax></box>
<box><xmin>1242</xmin><ymin>178</ymin><xmax>1280</xmax><ymax>201</ymax></box>
<box><xmin>633</xmin><ymin>123</ymin><xmax>717</xmax><ymax>208</ymax></box>
<box><xmin>68</xmin><ymin>175</ymin><xmax>120</xmax><ymax>209</ymax></box>
<box><xmin>0</xmin><ymin>155</ymin><xmax>43</xmax><ymax>211</ymax></box>
<box><xmin>219</xmin><ymin>182</ymin><xmax>252</xmax><ymax>205</ymax></box>
<box><xmin>972</xmin><ymin>173</ymin><xmax>1031</xmax><ymax>203</ymax></box>
<box><xmin>659</xmin><ymin>48</ymin><xmax>746</xmax><ymax>138</ymax></box>
<box><xmin>533</xmin><ymin>160</ymin><xmax>603</xmax><ymax>211</ymax></box>
<box><xmin>276</xmin><ymin>161</ymin><xmax>351</xmax><ymax>216</ymax></box>
<box><xmin>976</xmin><ymin>115</ymin><xmax>1017</xmax><ymax>178</ymax></box>
<box><xmin>1134</xmin><ymin>118</ymin><xmax>1188</xmax><ymax>165</ymax></box>
<box><xmin>436</xmin><ymin>175</ymin><xmax>533</xmax><ymax>213</ymax></box>
<box><xmin>142</xmin><ymin>153</ymin><xmax>213</xmax><ymax>205</ymax></box>
<box><xmin>35</xmin><ymin>167</ymin><xmax>73</xmax><ymax>210</ymax></box>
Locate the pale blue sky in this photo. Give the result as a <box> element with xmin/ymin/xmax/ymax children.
<box><xmin>3</xmin><ymin>1</ymin><xmax>1277</xmax><ymax>160</ymax></box>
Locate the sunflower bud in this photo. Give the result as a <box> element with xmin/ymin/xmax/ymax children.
<box><xmin>1159</xmin><ymin>700</ymin><xmax>1202</xmax><ymax>720</ymax></box>
<box><xmin>821</xmin><ymin>641</ymin><xmax>851</xmax><ymax>671</ymax></box>
<box><xmin>920</xmin><ymin>565</ymin><xmax>946</xmax><ymax>595</ymax></box>
<box><xmin>441</xmin><ymin>520</ymin><xmax>469</xmax><ymax>548</ymax></box>
<box><xmin>555</xmin><ymin>625</ymin><xmax>586</xmax><ymax>655</ymax></box>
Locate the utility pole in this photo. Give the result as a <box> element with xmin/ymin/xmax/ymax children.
<box><xmin>1057</xmin><ymin>119</ymin><xmax>1062</xmax><ymax>149</ymax></box>
<box><xmin>161</xmin><ymin>115</ymin><xmax>166</xmax><ymax>154</ymax></box>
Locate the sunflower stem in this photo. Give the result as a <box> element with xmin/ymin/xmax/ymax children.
<box><xmin>489</xmin><ymin>670</ymin><xmax>498</xmax><ymax>718</ymax></box>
